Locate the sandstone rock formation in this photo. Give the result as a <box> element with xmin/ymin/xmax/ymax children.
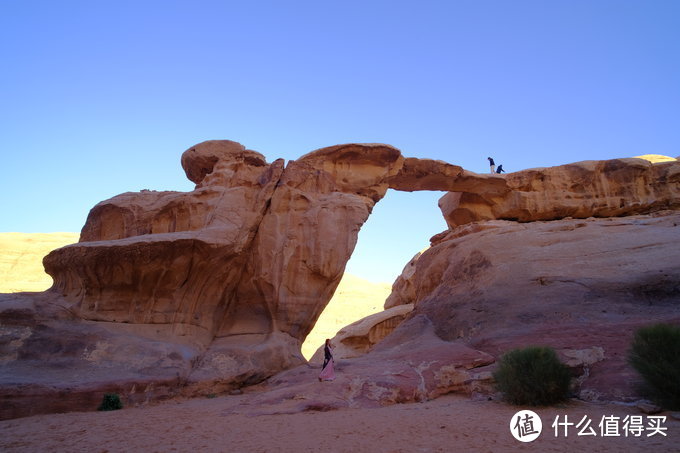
<box><xmin>2</xmin><ymin>140</ymin><xmax>506</xmax><ymax>419</ymax></box>
<box><xmin>309</xmin><ymin>303</ymin><xmax>414</xmax><ymax>363</ymax></box>
<box><xmin>233</xmin><ymin>316</ymin><xmax>495</xmax><ymax>415</ymax></box>
<box><xmin>41</xmin><ymin>141</ymin><xmax>508</xmax><ymax>350</ymax></box>
<box><xmin>3</xmin><ymin>139</ymin><xmax>680</xmax><ymax>420</ymax></box>
<box><xmin>383</xmin><ymin>211</ymin><xmax>680</xmax><ymax>401</ymax></box>
<box><xmin>0</xmin><ymin>232</ymin><xmax>387</xmax><ymax>362</ymax></box>
<box><xmin>384</xmin><ymin>251</ymin><xmax>423</xmax><ymax>309</ymax></box>
<box><xmin>440</xmin><ymin>158</ymin><xmax>680</xmax><ymax>228</ymax></box>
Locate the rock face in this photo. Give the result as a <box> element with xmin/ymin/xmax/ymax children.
<box><xmin>49</xmin><ymin>141</ymin><xmax>284</xmax><ymax>336</ymax></box>
<box><xmin>384</xmin><ymin>251</ymin><xmax>422</xmax><ymax>309</ymax></box>
<box><xmin>2</xmin><ymin>140</ymin><xmax>502</xmax><ymax>419</ymax></box>
<box><xmin>309</xmin><ymin>304</ymin><xmax>414</xmax><ymax>363</ymax></box>
<box><xmin>384</xmin><ymin>211</ymin><xmax>680</xmax><ymax>401</ymax></box>
<box><xmin>2</xmin><ymin>140</ymin><xmax>680</xmax><ymax>419</ymax></box>
<box><xmin>233</xmin><ymin>316</ymin><xmax>495</xmax><ymax>415</ymax></box>
<box><xmin>42</xmin><ymin>140</ymin><xmax>504</xmax><ymax>348</ymax></box>
<box><xmin>440</xmin><ymin>158</ymin><xmax>680</xmax><ymax>228</ymax></box>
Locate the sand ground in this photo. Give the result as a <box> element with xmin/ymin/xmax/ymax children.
<box><xmin>0</xmin><ymin>232</ymin><xmax>78</xmax><ymax>293</ymax></box>
<box><xmin>1</xmin><ymin>392</ymin><xmax>678</xmax><ymax>453</ymax></box>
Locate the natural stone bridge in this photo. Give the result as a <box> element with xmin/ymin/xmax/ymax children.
<box><xmin>45</xmin><ymin>140</ymin><xmax>679</xmax><ymax>349</ymax></box>
<box><xmin>2</xmin><ymin>139</ymin><xmax>677</xmax><ymax>419</ymax></box>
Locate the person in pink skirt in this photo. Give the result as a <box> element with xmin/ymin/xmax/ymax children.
<box><xmin>318</xmin><ymin>338</ymin><xmax>335</xmax><ymax>381</ymax></box>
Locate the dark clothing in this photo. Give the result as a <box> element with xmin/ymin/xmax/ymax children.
<box><xmin>488</xmin><ymin>157</ymin><xmax>495</xmax><ymax>166</ymax></box>
<box><xmin>496</xmin><ymin>165</ymin><xmax>505</xmax><ymax>174</ymax></box>
<box><xmin>322</xmin><ymin>344</ymin><xmax>333</xmax><ymax>369</ymax></box>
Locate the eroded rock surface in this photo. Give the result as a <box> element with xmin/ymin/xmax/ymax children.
<box><xmin>384</xmin><ymin>211</ymin><xmax>680</xmax><ymax>401</ymax></box>
<box><xmin>3</xmin><ymin>140</ymin><xmax>679</xmax><ymax>419</ymax></box>
<box><xmin>440</xmin><ymin>158</ymin><xmax>680</xmax><ymax>228</ymax></box>
<box><xmin>3</xmin><ymin>140</ymin><xmax>503</xmax><ymax>419</ymax></box>
<box><xmin>309</xmin><ymin>304</ymin><xmax>415</xmax><ymax>362</ymax></box>
<box><xmin>384</xmin><ymin>251</ymin><xmax>422</xmax><ymax>309</ymax></box>
<box><xmin>230</xmin><ymin>317</ymin><xmax>495</xmax><ymax>415</ymax></box>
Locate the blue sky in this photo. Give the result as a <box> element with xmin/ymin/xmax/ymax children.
<box><xmin>1</xmin><ymin>1</ymin><xmax>679</xmax><ymax>283</ymax></box>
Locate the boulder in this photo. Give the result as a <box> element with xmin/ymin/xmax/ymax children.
<box><xmin>309</xmin><ymin>304</ymin><xmax>414</xmax><ymax>362</ymax></box>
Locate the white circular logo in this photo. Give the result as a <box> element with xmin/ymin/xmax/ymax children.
<box><xmin>510</xmin><ymin>410</ymin><xmax>542</xmax><ymax>442</ymax></box>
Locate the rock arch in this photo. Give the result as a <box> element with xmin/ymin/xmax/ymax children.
<box><xmin>3</xmin><ymin>140</ymin><xmax>678</xmax><ymax>418</ymax></box>
<box><xmin>44</xmin><ymin>141</ymin><xmax>680</xmax><ymax>356</ymax></box>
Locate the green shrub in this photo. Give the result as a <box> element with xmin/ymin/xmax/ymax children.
<box><xmin>628</xmin><ymin>323</ymin><xmax>680</xmax><ymax>410</ymax></box>
<box><xmin>493</xmin><ymin>346</ymin><xmax>571</xmax><ymax>406</ymax></box>
<box><xmin>98</xmin><ymin>393</ymin><xmax>123</xmax><ymax>411</ymax></box>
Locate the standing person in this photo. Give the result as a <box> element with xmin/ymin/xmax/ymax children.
<box><xmin>318</xmin><ymin>339</ymin><xmax>335</xmax><ymax>381</ymax></box>
<box><xmin>487</xmin><ymin>157</ymin><xmax>495</xmax><ymax>174</ymax></box>
<box><xmin>496</xmin><ymin>164</ymin><xmax>506</xmax><ymax>174</ymax></box>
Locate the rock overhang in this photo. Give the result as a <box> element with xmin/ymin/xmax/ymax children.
<box><xmin>4</xmin><ymin>139</ymin><xmax>679</xmax><ymax>419</ymax></box>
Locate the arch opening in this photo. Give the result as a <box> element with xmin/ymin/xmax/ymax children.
<box><xmin>301</xmin><ymin>189</ymin><xmax>447</xmax><ymax>359</ymax></box>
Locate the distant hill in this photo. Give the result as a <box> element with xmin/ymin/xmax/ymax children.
<box><xmin>633</xmin><ymin>154</ymin><xmax>677</xmax><ymax>163</ymax></box>
<box><xmin>301</xmin><ymin>274</ymin><xmax>392</xmax><ymax>359</ymax></box>
<box><xmin>0</xmin><ymin>233</ymin><xmax>79</xmax><ymax>292</ymax></box>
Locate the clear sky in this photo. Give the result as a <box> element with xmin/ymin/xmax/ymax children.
<box><xmin>1</xmin><ymin>1</ymin><xmax>679</xmax><ymax>283</ymax></box>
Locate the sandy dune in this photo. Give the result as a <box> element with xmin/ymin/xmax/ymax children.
<box><xmin>302</xmin><ymin>274</ymin><xmax>391</xmax><ymax>359</ymax></box>
<box><xmin>0</xmin><ymin>233</ymin><xmax>79</xmax><ymax>293</ymax></box>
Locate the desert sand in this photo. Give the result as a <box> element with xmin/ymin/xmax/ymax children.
<box><xmin>1</xmin><ymin>389</ymin><xmax>677</xmax><ymax>452</ymax></box>
<box><xmin>0</xmin><ymin>233</ymin><xmax>78</xmax><ymax>293</ymax></box>
<box><xmin>302</xmin><ymin>274</ymin><xmax>391</xmax><ymax>359</ymax></box>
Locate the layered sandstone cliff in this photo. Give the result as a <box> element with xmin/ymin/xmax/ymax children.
<box><xmin>380</xmin><ymin>211</ymin><xmax>680</xmax><ymax>401</ymax></box>
<box><xmin>2</xmin><ymin>140</ymin><xmax>506</xmax><ymax>419</ymax></box>
<box><xmin>2</xmin><ymin>141</ymin><xmax>679</xmax><ymax>419</ymax></box>
<box><xmin>290</xmin><ymin>156</ymin><xmax>680</xmax><ymax>401</ymax></box>
<box><xmin>440</xmin><ymin>158</ymin><xmax>680</xmax><ymax>228</ymax></box>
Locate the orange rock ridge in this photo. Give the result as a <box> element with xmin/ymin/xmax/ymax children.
<box><xmin>1</xmin><ymin>141</ymin><xmax>678</xmax><ymax>420</ymax></box>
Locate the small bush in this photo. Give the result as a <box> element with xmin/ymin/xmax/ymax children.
<box><xmin>98</xmin><ymin>393</ymin><xmax>123</xmax><ymax>411</ymax></box>
<box><xmin>629</xmin><ymin>323</ymin><xmax>680</xmax><ymax>410</ymax></box>
<box><xmin>493</xmin><ymin>346</ymin><xmax>571</xmax><ymax>406</ymax></box>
